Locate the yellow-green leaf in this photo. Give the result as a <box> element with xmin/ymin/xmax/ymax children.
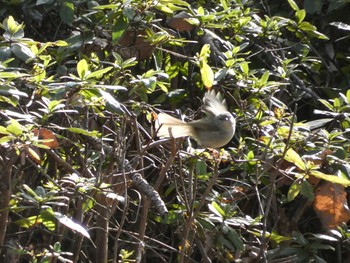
<box><xmin>77</xmin><ymin>59</ymin><xmax>89</xmax><ymax>80</ymax></box>
<box><xmin>311</xmin><ymin>171</ymin><xmax>350</xmax><ymax>186</ymax></box>
<box><xmin>284</xmin><ymin>148</ymin><xmax>306</xmax><ymax>170</ymax></box>
<box><xmin>200</xmin><ymin>61</ymin><xmax>214</xmax><ymax>88</ymax></box>
<box><xmin>287</xmin><ymin>180</ymin><xmax>302</xmax><ymax>201</ymax></box>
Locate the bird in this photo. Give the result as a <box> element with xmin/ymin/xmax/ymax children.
<box><xmin>156</xmin><ymin>90</ymin><xmax>236</xmax><ymax>148</ymax></box>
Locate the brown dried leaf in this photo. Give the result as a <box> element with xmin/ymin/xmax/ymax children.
<box><xmin>313</xmin><ymin>182</ymin><xmax>350</xmax><ymax>230</ymax></box>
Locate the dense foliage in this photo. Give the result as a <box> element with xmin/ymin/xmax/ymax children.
<box><xmin>1</xmin><ymin>0</ymin><xmax>350</xmax><ymax>262</ymax></box>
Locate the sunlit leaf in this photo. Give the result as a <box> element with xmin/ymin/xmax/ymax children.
<box><xmin>330</xmin><ymin>22</ymin><xmax>350</xmax><ymax>31</ymax></box>
<box><xmin>311</xmin><ymin>171</ymin><xmax>350</xmax><ymax>186</ymax></box>
<box><xmin>54</xmin><ymin>212</ymin><xmax>90</xmax><ymax>238</ymax></box>
<box><xmin>288</xmin><ymin>0</ymin><xmax>300</xmax><ymax>11</ymax></box>
<box><xmin>77</xmin><ymin>59</ymin><xmax>89</xmax><ymax>80</ymax></box>
<box><xmin>287</xmin><ymin>180</ymin><xmax>302</xmax><ymax>201</ymax></box>
<box><xmin>65</xmin><ymin>127</ymin><xmax>99</xmax><ymax>137</ymax></box>
<box><xmin>295</xmin><ymin>10</ymin><xmax>306</xmax><ymax>24</ymax></box>
<box><xmin>6</xmin><ymin>119</ymin><xmax>24</xmax><ymax>136</ymax></box>
<box><xmin>100</xmin><ymin>90</ymin><xmax>124</xmax><ymax>114</ymax></box>
<box><xmin>200</xmin><ymin>61</ymin><xmax>214</xmax><ymax>88</ymax></box>
<box><xmin>284</xmin><ymin>148</ymin><xmax>306</xmax><ymax>170</ymax></box>
<box><xmin>209</xmin><ymin>202</ymin><xmax>225</xmax><ymax>218</ymax></box>
<box><xmin>86</xmin><ymin>66</ymin><xmax>113</xmax><ymax>79</ymax></box>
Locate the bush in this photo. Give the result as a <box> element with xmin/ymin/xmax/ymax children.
<box><xmin>1</xmin><ymin>0</ymin><xmax>350</xmax><ymax>262</ymax></box>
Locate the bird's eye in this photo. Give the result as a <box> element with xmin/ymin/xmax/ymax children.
<box><xmin>218</xmin><ymin>114</ymin><xmax>231</xmax><ymax>121</ymax></box>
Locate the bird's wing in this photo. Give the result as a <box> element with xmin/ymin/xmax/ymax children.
<box><xmin>202</xmin><ymin>90</ymin><xmax>228</xmax><ymax>116</ymax></box>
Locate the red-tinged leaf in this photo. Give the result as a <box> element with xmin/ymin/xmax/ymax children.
<box><xmin>33</xmin><ymin>128</ymin><xmax>59</xmax><ymax>149</ymax></box>
<box><xmin>313</xmin><ymin>182</ymin><xmax>350</xmax><ymax>230</ymax></box>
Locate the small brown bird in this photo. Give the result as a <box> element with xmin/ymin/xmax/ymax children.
<box><xmin>156</xmin><ymin>91</ymin><xmax>236</xmax><ymax>148</ymax></box>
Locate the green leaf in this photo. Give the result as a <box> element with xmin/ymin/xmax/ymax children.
<box><xmin>333</xmin><ymin>98</ymin><xmax>341</xmax><ymax>109</ymax></box>
<box><xmin>287</xmin><ymin>180</ymin><xmax>302</xmax><ymax>201</ymax></box>
<box><xmin>284</xmin><ymin>148</ymin><xmax>306</xmax><ymax>170</ymax></box>
<box><xmin>269</xmin><ymin>231</ymin><xmax>292</xmax><ymax>244</ymax></box>
<box><xmin>295</xmin><ymin>10</ymin><xmax>306</xmax><ymax>24</ymax></box>
<box><xmin>0</xmin><ymin>135</ymin><xmax>16</xmax><ymax>144</ymax></box>
<box><xmin>94</xmin><ymin>85</ymin><xmax>127</xmax><ymax>91</ymax></box>
<box><xmin>54</xmin><ymin>212</ymin><xmax>90</xmax><ymax>238</ymax></box>
<box><xmin>0</xmin><ymin>126</ymin><xmax>10</xmax><ymax>135</ymax></box>
<box><xmin>199</xmin><ymin>43</ymin><xmax>210</xmax><ymax>60</ymax></box>
<box><xmin>99</xmin><ymin>90</ymin><xmax>124</xmax><ymax>114</ymax></box>
<box><xmin>23</xmin><ymin>184</ymin><xmax>40</xmax><ymax>200</ymax></box>
<box><xmin>66</xmin><ymin>127</ymin><xmax>99</xmax><ymax>137</ymax></box>
<box><xmin>5</xmin><ymin>16</ymin><xmax>19</xmax><ymax>33</ymax></box>
<box><xmin>310</xmin><ymin>171</ymin><xmax>350</xmax><ymax>186</ymax></box>
<box><xmin>240</xmin><ymin>62</ymin><xmax>249</xmax><ymax>75</ymax></box>
<box><xmin>11</xmin><ymin>43</ymin><xmax>35</xmax><ymax>62</ymax></box>
<box><xmin>300</xmin><ymin>180</ymin><xmax>314</xmax><ymax>201</ymax></box>
<box><xmin>298</xmin><ymin>21</ymin><xmax>316</xmax><ymax>31</ymax></box>
<box><xmin>288</xmin><ymin>0</ymin><xmax>300</xmax><ymax>11</ymax></box>
<box><xmin>6</xmin><ymin>119</ymin><xmax>24</xmax><ymax>136</ymax></box>
<box><xmin>220</xmin><ymin>0</ymin><xmax>228</xmax><ymax>10</ymax></box>
<box><xmin>308</xmin><ymin>30</ymin><xmax>329</xmax><ymax>40</ymax></box>
<box><xmin>200</xmin><ymin>61</ymin><xmax>214</xmax><ymax>88</ymax></box>
<box><xmin>223</xmin><ymin>225</ymin><xmax>244</xmax><ymax>250</ymax></box>
<box><xmin>77</xmin><ymin>59</ymin><xmax>89</xmax><ymax>80</ymax></box>
<box><xmin>86</xmin><ymin>66</ymin><xmax>113</xmax><ymax>79</ymax></box>
<box><xmin>0</xmin><ymin>85</ymin><xmax>28</xmax><ymax>97</ymax></box>
<box><xmin>59</xmin><ymin>0</ymin><xmax>74</xmax><ymax>25</ymax></box>
<box><xmin>15</xmin><ymin>215</ymin><xmax>41</xmax><ymax>228</ymax></box>
<box><xmin>260</xmin><ymin>71</ymin><xmax>269</xmax><ymax>85</ymax></box>
<box><xmin>156</xmin><ymin>4</ymin><xmax>174</xmax><ymax>14</ymax></box>
<box><xmin>40</xmin><ymin>207</ymin><xmax>56</xmax><ymax>231</ymax></box>
<box><xmin>4</xmin><ymin>16</ymin><xmax>24</xmax><ymax>39</ymax></box>
<box><xmin>112</xmin><ymin>15</ymin><xmax>128</xmax><ymax>44</ymax></box>
<box><xmin>318</xmin><ymin>99</ymin><xmax>334</xmax><ymax>111</ymax></box>
<box><xmin>209</xmin><ymin>202</ymin><xmax>225</xmax><ymax>218</ymax></box>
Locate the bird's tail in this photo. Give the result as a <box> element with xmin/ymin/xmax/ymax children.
<box><xmin>156</xmin><ymin>113</ymin><xmax>194</xmax><ymax>138</ymax></box>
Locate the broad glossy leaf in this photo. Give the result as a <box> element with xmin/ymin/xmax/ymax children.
<box><xmin>112</xmin><ymin>15</ymin><xmax>128</xmax><ymax>44</ymax></box>
<box><xmin>288</xmin><ymin>0</ymin><xmax>300</xmax><ymax>11</ymax></box>
<box><xmin>311</xmin><ymin>171</ymin><xmax>350</xmax><ymax>186</ymax></box>
<box><xmin>99</xmin><ymin>90</ymin><xmax>124</xmax><ymax>114</ymax></box>
<box><xmin>284</xmin><ymin>148</ymin><xmax>306</xmax><ymax>170</ymax></box>
<box><xmin>295</xmin><ymin>10</ymin><xmax>306</xmax><ymax>24</ymax></box>
<box><xmin>77</xmin><ymin>59</ymin><xmax>89</xmax><ymax>80</ymax></box>
<box><xmin>287</xmin><ymin>180</ymin><xmax>302</xmax><ymax>201</ymax></box>
<box><xmin>200</xmin><ymin>61</ymin><xmax>214</xmax><ymax>88</ymax></box>
<box><xmin>54</xmin><ymin>212</ymin><xmax>90</xmax><ymax>238</ymax></box>
<box><xmin>209</xmin><ymin>201</ymin><xmax>225</xmax><ymax>218</ymax></box>
<box><xmin>11</xmin><ymin>43</ymin><xmax>35</xmax><ymax>62</ymax></box>
<box><xmin>59</xmin><ymin>0</ymin><xmax>74</xmax><ymax>25</ymax></box>
<box><xmin>86</xmin><ymin>66</ymin><xmax>113</xmax><ymax>79</ymax></box>
<box><xmin>330</xmin><ymin>22</ymin><xmax>350</xmax><ymax>31</ymax></box>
